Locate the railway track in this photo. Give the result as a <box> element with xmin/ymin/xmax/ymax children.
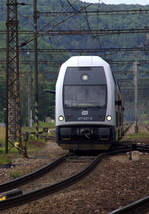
<box><xmin>0</xmin><ymin>153</ymin><xmax>70</xmax><ymax>193</ymax></box>
<box><xmin>0</xmin><ymin>145</ymin><xmax>136</xmax><ymax>211</ymax></box>
<box><xmin>0</xmin><ymin>143</ymin><xmax>149</xmax><ymax>212</ymax></box>
<box><xmin>107</xmin><ymin>123</ymin><xmax>149</xmax><ymax>214</ymax></box>
<box><xmin>109</xmin><ymin>195</ymin><xmax>149</xmax><ymax>214</ymax></box>
<box><xmin>108</xmin><ymin>144</ymin><xmax>149</xmax><ymax>214</ymax></box>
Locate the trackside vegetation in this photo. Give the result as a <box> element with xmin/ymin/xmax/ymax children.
<box><xmin>0</xmin><ymin>121</ymin><xmax>55</xmax><ymax>163</ymax></box>
<box><xmin>0</xmin><ymin>1</ymin><xmax>149</xmax><ymax>124</ymax></box>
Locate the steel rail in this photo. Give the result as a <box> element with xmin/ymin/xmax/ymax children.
<box><xmin>0</xmin><ymin>153</ymin><xmax>70</xmax><ymax>193</ymax></box>
<box><xmin>108</xmin><ymin>195</ymin><xmax>149</xmax><ymax>214</ymax></box>
<box><xmin>0</xmin><ymin>148</ymin><xmax>134</xmax><ymax>211</ymax></box>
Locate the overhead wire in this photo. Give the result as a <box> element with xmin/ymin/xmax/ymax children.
<box><xmin>1</xmin><ymin>47</ymin><xmax>149</xmax><ymax>53</ymax></box>
<box><xmin>47</xmin><ymin>0</ymin><xmax>81</xmax><ymax>62</ymax></box>
<box><xmin>40</xmin><ymin>0</ymin><xmax>79</xmax><ymax>62</ymax></box>
<box><xmin>1</xmin><ymin>28</ymin><xmax>149</xmax><ymax>35</ymax></box>
<box><xmin>38</xmin><ymin>8</ymin><xmax>149</xmax><ymax>16</ymax></box>
<box><xmin>81</xmin><ymin>6</ymin><xmax>104</xmax><ymax>56</ymax></box>
<box><xmin>66</xmin><ymin>0</ymin><xmax>78</xmax><ymax>12</ymax></box>
<box><xmin>19</xmin><ymin>1</ymin><xmax>73</xmax><ymax>47</ymax></box>
<box><xmin>95</xmin><ymin>3</ymin><xmax>105</xmax><ymax>56</ymax></box>
<box><xmin>59</xmin><ymin>0</ymin><xmax>65</xmax><ymax>9</ymax></box>
<box><xmin>48</xmin><ymin>1</ymin><xmax>93</xmax><ymax>61</ymax></box>
<box><xmin>1</xmin><ymin>59</ymin><xmax>149</xmax><ymax>65</ymax></box>
<box><xmin>20</xmin><ymin>3</ymin><xmax>92</xmax><ymax>47</ymax></box>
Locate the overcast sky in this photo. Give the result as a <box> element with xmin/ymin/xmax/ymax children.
<box><xmin>81</xmin><ymin>0</ymin><xmax>149</xmax><ymax>5</ymax></box>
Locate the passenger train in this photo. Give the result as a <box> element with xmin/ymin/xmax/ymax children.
<box><xmin>55</xmin><ymin>56</ymin><xmax>124</xmax><ymax>151</ymax></box>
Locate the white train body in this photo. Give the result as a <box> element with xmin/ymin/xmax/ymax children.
<box><xmin>56</xmin><ymin>56</ymin><xmax>123</xmax><ymax>151</ymax></box>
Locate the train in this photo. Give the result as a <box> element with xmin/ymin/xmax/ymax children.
<box><xmin>55</xmin><ymin>56</ymin><xmax>124</xmax><ymax>151</ymax></box>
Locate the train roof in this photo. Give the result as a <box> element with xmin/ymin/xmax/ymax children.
<box><xmin>59</xmin><ymin>56</ymin><xmax>120</xmax><ymax>93</ymax></box>
<box><xmin>62</xmin><ymin>56</ymin><xmax>110</xmax><ymax>68</ymax></box>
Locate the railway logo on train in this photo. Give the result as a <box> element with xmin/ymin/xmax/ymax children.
<box><xmin>55</xmin><ymin>56</ymin><xmax>124</xmax><ymax>151</ymax></box>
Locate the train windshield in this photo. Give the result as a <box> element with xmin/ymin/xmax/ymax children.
<box><xmin>64</xmin><ymin>85</ymin><xmax>107</xmax><ymax>108</ymax></box>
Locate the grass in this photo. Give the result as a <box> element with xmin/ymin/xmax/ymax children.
<box><xmin>0</xmin><ymin>155</ymin><xmax>11</xmax><ymax>165</ymax></box>
<box><xmin>127</xmin><ymin>131</ymin><xmax>149</xmax><ymax>139</ymax></box>
<box><xmin>0</xmin><ymin>126</ymin><xmax>5</xmax><ymax>144</ymax></box>
<box><xmin>23</xmin><ymin>121</ymin><xmax>55</xmax><ymax>133</ymax></box>
<box><xmin>0</xmin><ymin>121</ymin><xmax>55</xmax><ymax>163</ymax></box>
<box><xmin>0</xmin><ymin>126</ymin><xmax>5</xmax><ymax>138</ymax></box>
<box><xmin>144</xmin><ymin>120</ymin><xmax>149</xmax><ymax>125</ymax></box>
<box><xmin>10</xmin><ymin>170</ymin><xmax>22</xmax><ymax>179</ymax></box>
<box><xmin>0</xmin><ymin>126</ymin><xmax>6</xmax><ymax>153</ymax></box>
<box><xmin>122</xmin><ymin>130</ymin><xmax>149</xmax><ymax>143</ymax></box>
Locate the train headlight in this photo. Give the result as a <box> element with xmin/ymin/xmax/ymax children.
<box><xmin>58</xmin><ymin>115</ymin><xmax>64</xmax><ymax>121</ymax></box>
<box><xmin>81</xmin><ymin>74</ymin><xmax>88</xmax><ymax>81</ymax></box>
<box><xmin>106</xmin><ymin>115</ymin><xmax>112</xmax><ymax>121</ymax></box>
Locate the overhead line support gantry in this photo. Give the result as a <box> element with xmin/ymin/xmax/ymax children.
<box><xmin>6</xmin><ymin>0</ymin><xmax>22</xmax><ymax>154</ymax></box>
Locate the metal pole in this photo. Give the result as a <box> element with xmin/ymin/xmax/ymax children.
<box><xmin>15</xmin><ymin>0</ymin><xmax>22</xmax><ymax>148</ymax></box>
<box><xmin>6</xmin><ymin>0</ymin><xmax>22</xmax><ymax>153</ymax></box>
<box><xmin>5</xmin><ymin>0</ymin><xmax>9</xmax><ymax>153</ymax></box>
<box><xmin>28</xmin><ymin>69</ymin><xmax>33</xmax><ymax>127</ymax></box>
<box><xmin>33</xmin><ymin>0</ymin><xmax>39</xmax><ymax>138</ymax></box>
<box><xmin>134</xmin><ymin>61</ymin><xmax>138</xmax><ymax>133</ymax></box>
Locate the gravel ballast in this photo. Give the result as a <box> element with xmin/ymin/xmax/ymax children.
<box><xmin>1</xmin><ymin>136</ymin><xmax>149</xmax><ymax>214</ymax></box>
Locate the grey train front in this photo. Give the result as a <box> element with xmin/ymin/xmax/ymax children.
<box><xmin>55</xmin><ymin>56</ymin><xmax>124</xmax><ymax>151</ymax></box>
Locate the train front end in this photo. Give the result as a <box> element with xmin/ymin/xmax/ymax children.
<box><xmin>56</xmin><ymin>56</ymin><xmax>116</xmax><ymax>151</ymax></box>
